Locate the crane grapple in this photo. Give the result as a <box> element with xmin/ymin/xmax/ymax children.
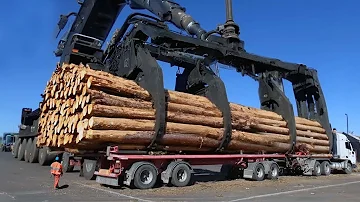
<box><xmin>51</xmin><ymin>0</ymin><xmax>332</xmax><ymax>153</ymax></box>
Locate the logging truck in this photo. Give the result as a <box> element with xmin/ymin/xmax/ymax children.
<box><xmin>11</xmin><ymin>104</ymin><xmax>357</xmax><ymax>189</ymax></box>
<box><xmin>10</xmin><ymin>0</ymin><xmax>358</xmax><ymax>190</ymax></box>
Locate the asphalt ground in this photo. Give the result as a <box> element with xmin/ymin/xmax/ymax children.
<box><xmin>1</xmin><ymin>152</ymin><xmax>360</xmax><ymax>202</ymax></box>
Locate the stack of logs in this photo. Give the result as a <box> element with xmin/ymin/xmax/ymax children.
<box><xmin>36</xmin><ymin>63</ymin><xmax>330</xmax><ymax>155</ymax></box>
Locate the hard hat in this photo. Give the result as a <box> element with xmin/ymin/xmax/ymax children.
<box><xmin>55</xmin><ymin>156</ymin><xmax>60</xmax><ymax>161</ymax></box>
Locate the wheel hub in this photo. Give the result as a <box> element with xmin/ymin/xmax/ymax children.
<box><xmin>325</xmin><ymin>164</ymin><xmax>330</xmax><ymax>173</ymax></box>
<box><xmin>256</xmin><ymin>167</ymin><xmax>264</xmax><ymax>178</ymax></box>
<box><xmin>177</xmin><ymin>169</ymin><xmax>188</xmax><ymax>182</ymax></box>
<box><xmin>140</xmin><ymin>170</ymin><xmax>153</xmax><ymax>185</ymax></box>
<box><xmin>85</xmin><ymin>163</ymin><xmax>93</xmax><ymax>172</ymax></box>
<box><xmin>271</xmin><ymin>167</ymin><xmax>278</xmax><ymax>177</ymax></box>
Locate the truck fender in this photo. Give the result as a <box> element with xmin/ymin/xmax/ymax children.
<box><xmin>161</xmin><ymin>161</ymin><xmax>193</xmax><ymax>184</ymax></box>
<box><xmin>243</xmin><ymin>162</ymin><xmax>265</xmax><ymax>179</ymax></box>
<box><xmin>300</xmin><ymin>158</ymin><xmax>317</xmax><ymax>175</ymax></box>
<box><xmin>123</xmin><ymin>161</ymin><xmax>158</xmax><ymax>186</ymax></box>
<box><xmin>260</xmin><ymin>161</ymin><xmax>274</xmax><ymax>174</ymax></box>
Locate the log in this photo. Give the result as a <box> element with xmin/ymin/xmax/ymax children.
<box><xmin>86</xmin><ymin>104</ymin><xmax>251</xmax><ymax>129</ymax></box>
<box><xmin>36</xmin><ymin>63</ymin><xmax>330</xmax><ymax>155</ymax></box>
<box><xmin>86</xmin><ymin>90</ymin><xmax>328</xmax><ymax>137</ymax></box>
<box><xmin>83</xmin><ymin>67</ymin><xmax>324</xmax><ymax>127</ymax></box>
<box><xmin>88</xmin><ymin>89</ymin><xmax>222</xmax><ymax>117</ymax></box>
<box><xmin>83</xmin><ymin>130</ymin><xmax>324</xmax><ymax>153</ymax></box>
<box><xmin>87</xmin><ymin>117</ymin><xmax>222</xmax><ymax>139</ymax></box>
<box><xmin>85</xmin><ymin>130</ymin><xmax>220</xmax><ymax>148</ymax></box>
<box><xmin>85</xmin><ymin>118</ymin><xmax>329</xmax><ymax>153</ymax></box>
<box><xmin>86</xmin><ymin>98</ymin><xmax>328</xmax><ymax>139</ymax></box>
<box><xmin>230</xmin><ymin>103</ymin><xmax>322</xmax><ymax>128</ymax></box>
<box><xmin>259</xmin><ymin>132</ymin><xmax>329</xmax><ymax>146</ymax></box>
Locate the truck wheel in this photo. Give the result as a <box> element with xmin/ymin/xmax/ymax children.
<box><xmin>83</xmin><ymin>159</ymin><xmax>97</xmax><ymax>180</ymax></box>
<box><xmin>17</xmin><ymin>138</ymin><xmax>27</xmax><ymax>161</ymax></box>
<box><xmin>344</xmin><ymin>162</ymin><xmax>353</xmax><ymax>174</ymax></box>
<box><xmin>320</xmin><ymin>161</ymin><xmax>331</xmax><ymax>176</ymax></box>
<box><xmin>38</xmin><ymin>147</ymin><xmax>59</xmax><ymax>166</ymax></box>
<box><xmin>38</xmin><ymin>147</ymin><xmax>49</xmax><ymax>166</ymax></box>
<box><xmin>12</xmin><ymin>136</ymin><xmax>20</xmax><ymax>158</ymax></box>
<box><xmin>170</xmin><ymin>163</ymin><xmax>191</xmax><ymax>187</ymax></box>
<box><xmin>267</xmin><ymin>163</ymin><xmax>280</xmax><ymax>180</ymax></box>
<box><xmin>133</xmin><ymin>164</ymin><xmax>158</xmax><ymax>189</ymax></box>
<box><xmin>28</xmin><ymin>137</ymin><xmax>39</xmax><ymax>163</ymax></box>
<box><xmin>62</xmin><ymin>152</ymin><xmax>74</xmax><ymax>172</ymax></box>
<box><xmin>252</xmin><ymin>163</ymin><xmax>265</xmax><ymax>181</ymax></box>
<box><xmin>312</xmin><ymin>161</ymin><xmax>321</xmax><ymax>176</ymax></box>
<box><xmin>24</xmin><ymin>138</ymin><xmax>33</xmax><ymax>162</ymax></box>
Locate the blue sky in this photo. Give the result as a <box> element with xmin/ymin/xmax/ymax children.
<box><xmin>0</xmin><ymin>0</ymin><xmax>359</xmax><ymax>135</ymax></box>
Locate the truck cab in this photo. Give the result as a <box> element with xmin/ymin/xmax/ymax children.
<box><xmin>1</xmin><ymin>133</ymin><xmax>16</xmax><ymax>152</ymax></box>
<box><xmin>333</xmin><ymin>132</ymin><xmax>357</xmax><ymax>165</ymax></box>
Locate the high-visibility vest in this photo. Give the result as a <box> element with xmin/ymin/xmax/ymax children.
<box><xmin>50</xmin><ymin>162</ymin><xmax>63</xmax><ymax>175</ymax></box>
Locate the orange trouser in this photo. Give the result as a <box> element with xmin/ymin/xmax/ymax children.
<box><xmin>53</xmin><ymin>174</ymin><xmax>61</xmax><ymax>188</ymax></box>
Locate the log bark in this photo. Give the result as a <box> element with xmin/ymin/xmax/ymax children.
<box><xmin>86</xmin><ymin>104</ymin><xmax>251</xmax><ymax>129</ymax></box>
<box><xmin>83</xmin><ymin>70</ymin><xmax>325</xmax><ymax>129</ymax></box>
<box><xmin>85</xmin><ymin>117</ymin><xmax>329</xmax><ymax>153</ymax></box>
<box><xmin>85</xmin><ymin>91</ymin><xmax>327</xmax><ymax>136</ymax></box>
<box><xmin>88</xmin><ymin>89</ymin><xmax>223</xmax><ymax>117</ymax></box>
<box><xmin>85</xmin><ymin>130</ymin><xmax>219</xmax><ymax>148</ymax></box>
<box><xmin>296</xmin><ymin>130</ymin><xmax>329</xmax><ymax>140</ymax></box>
<box><xmin>83</xmin><ymin>129</ymin><xmax>329</xmax><ymax>153</ymax></box>
<box><xmin>87</xmin><ymin>117</ymin><xmax>222</xmax><ymax>139</ymax></box>
<box><xmin>259</xmin><ymin>132</ymin><xmax>329</xmax><ymax>146</ymax></box>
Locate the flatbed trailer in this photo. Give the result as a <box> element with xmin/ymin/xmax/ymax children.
<box><xmin>11</xmin><ymin>119</ymin><xmax>357</xmax><ymax>190</ymax></box>
<box><xmin>93</xmin><ymin>144</ymin><xmax>356</xmax><ymax>189</ymax></box>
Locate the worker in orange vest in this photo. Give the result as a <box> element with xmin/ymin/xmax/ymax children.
<box><xmin>50</xmin><ymin>156</ymin><xmax>63</xmax><ymax>189</ymax></box>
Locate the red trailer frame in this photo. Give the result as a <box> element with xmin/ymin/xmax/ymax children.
<box><xmin>93</xmin><ymin>146</ymin><xmax>335</xmax><ymax>189</ymax></box>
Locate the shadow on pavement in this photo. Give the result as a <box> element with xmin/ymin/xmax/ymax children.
<box><xmin>192</xmin><ymin>168</ymin><xmax>228</xmax><ymax>183</ymax></box>
<box><xmin>57</xmin><ymin>184</ymin><xmax>69</xmax><ymax>189</ymax></box>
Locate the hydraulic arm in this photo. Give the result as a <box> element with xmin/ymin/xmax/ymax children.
<box><xmin>54</xmin><ymin>0</ymin><xmax>209</xmax><ymax>65</ymax></box>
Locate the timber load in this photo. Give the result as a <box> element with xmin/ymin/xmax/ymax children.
<box><xmin>36</xmin><ymin>63</ymin><xmax>330</xmax><ymax>155</ymax></box>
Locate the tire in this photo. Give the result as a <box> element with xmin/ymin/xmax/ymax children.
<box><xmin>24</xmin><ymin>138</ymin><xmax>33</xmax><ymax>163</ymax></box>
<box><xmin>62</xmin><ymin>152</ymin><xmax>74</xmax><ymax>172</ymax></box>
<box><xmin>344</xmin><ymin>162</ymin><xmax>353</xmax><ymax>174</ymax></box>
<box><xmin>267</xmin><ymin>163</ymin><xmax>280</xmax><ymax>180</ymax></box>
<box><xmin>17</xmin><ymin>138</ymin><xmax>27</xmax><ymax>161</ymax></box>
<box><xmin>38</xmin><ymin>147</ymin><xmax>49</xmax><ymax>166</ymax></box>
<box><xmin>29</xmin><ymin>137</ymin><xmax>39</xmax><ymax>163</ymax></box>
<box><xmin>312</xmin><ymin>161</ymin><xmax>321</xmax><ymax>176</ymax></box>
<box><xmin>252</xmin><ymin>163</ymin><xmax>265</xmax><ymax>181</ymax></box>
<box><xmin>170</xmin><ymin>163</ymin><xmax>192</xmax><ymax>187</ymax></box>
<box><xmin>133</xmin><ymin>164</ymin><xmax>158</xmax><ymax>189</ymax></box>
<box><xmin>320</xmin><ymin>161</ymin><xmax>331</xmax><ymax>176</ymax></box>
<box><xmin>38</xmin><ymin>147</ymin><xmax>58</xmax><ymax>166</ymax></box>
<box><xmin>12</xmin><ymin>137</ymin><xmax>20</xmax><ymax>158</ymax></box>
<box><xmin>83</xmin><ymin>159</ymin><xmax>97</xmax><ymax>180</ymax></box>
